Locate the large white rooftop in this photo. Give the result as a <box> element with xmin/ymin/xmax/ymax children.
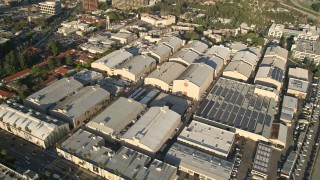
<box><xmin>176</xmin><ymin>63</ymin><xmax>214</xmax><ymax>87</ymax></box>
<box><xmin>178</xmin><ymin>121</ymin><xmax>235</xmax><ymax>156</ymax></box>
<box><xmin>116</xmin><ymin>55</ymin><xmax>156</xmax><ymax>76</ymax></box>
<box><xmin>122</xmin><ymin>106</ymin><xmax>180</xmax><ymax>152</ymax></box>
<box><xmin>183</xmin><ymin>40</ymin><xmax>208</xmax><ymax>55</ymax></box>
<box><xmin>169</xmin><ymin>50</ymin><xmax>199</xmax><ymax>66</ymax></box>
<box><xmin>205</xmin><ymin>45</ymin><xmax>231</xmax><ymax>61</ymax></box>
<box><xmin>288</xmin><ymin>67</ymin><xmax>309</xmax><ymax>81</ymax></box>
<box><xmin>92</xmin><ymin>50</ymin><xmax>133</xmax><ymax>69</ymax></box>
<box><xmin>146</xmin><ymin>62</ymin><xmax>187</xmax><ymax>85</ymax></box>
<box><xmin>86</xmin><ymin>97</ymin><xmax>145</xmax><ymax>136</ymax></box>
<box><xmin>0</xmin><ymin>103</ymin><xmax>67</xmax><ymax>141</ymax></box>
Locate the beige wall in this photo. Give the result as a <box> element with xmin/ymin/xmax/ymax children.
<box><xmin>287</xmin><ymin>89</ymin><xmax>307</xmax><ymax>99</ymax></box>
<box><xmin>91</xmin><ymin>62</ymin><xmax>113</xmax><ymax>75</ymax></box>
<box><xmin>144</xmin><ymin>78</ymin><xmax>171</xmax><ymax>92</ymax></box>
<box><xmin>223</xmin><ymin>71</ymin><xmax>248</xmax><ymax>82</ymax></box>
<box><xmin>254</xmin><ymin>78</ymin><xmax>283</xmax><ymax>90</ymax></box>
<box><xmin>235</xmin><ymin>128</ymin><xmax>269</xmax><ymax>142</ymax></box>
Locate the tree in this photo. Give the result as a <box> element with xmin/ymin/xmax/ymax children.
<box><xmin>311</xmin><ymin>3</ymin><xmax>320</xmax><ymax>12</ymax></box>
<box><xmin>1</xmin><ymin>149</ymin><xmax>7</xmax><ymax>157</ymax></box>
<box><xmin>32</xmin><ymin>66</ymin><xmax>41</xmax><ymax>75</ymax></box>
<box><xmin>65</xmin><ymin>55</ymin><xmax>73</xmax><ymax>66</ymax></box>
<box><xmin>45</xmin><ymin>170</ymin><xmax>51</xmax><ymax>177</ymax></box>
<box><xmin>48</xmin><ymin>40</ymin><xmax>59</xmax><ymax>56</ymax></box>
<box><xmin>48</xmin><ymin>58</ymin><xmax>56</xmax><ymax>70</ymax></box>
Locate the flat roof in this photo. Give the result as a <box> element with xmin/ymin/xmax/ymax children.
<box><xmin>281</xmin><ymin>150</ymin><xmax>297</xmax><ymax>175</ymax></box>
<box><xmin>195</xmin><ymin>78</ymin><xmax>278</xmax><ymax>139</ymax></box>
<box><xmin>183</xmin><ymin>40</ymin><xmax>208</xmax><ymax>54</ymax></box>
<box><xmin>86</xmin><ymin>97</ymin><xmax>145</xmax><ymax>136</ymax></box>
<box><xmin>252</xmin><ymin>142</ymin><xmax>272</xmax><ymax>176</ymax></box>
<box><xmin>178</xmin><ymin>121</ymin><xmax>235</xmax><ymax>155</ymax></box>
<box><xmin>0</xmin><ymin>103</ymin><xmax>67</xmax><ymax>141</ymax></box>
<box><xmin>73</xmin><ymin>69</ymin><xmax>102</xmax><ymax>83</ymax></box>
<box><xmin>26</xmin><ymin>78</ymin><xmax>83</xmax><ymax>111</ymax></box>
<box><xmin>282</xmin><ymin>95</ymin><xmax>298</xmax><ymax>110</ymax></box>
<box><xmin>288</xmin><ymin>78</ymin><xmax>309</xmax><ymax>93</ymax></box>
<box><xmin>150</xmin><ymin>93</ymin><xmax>191</xmax><ymax>115</ymax></box>
<box><xmin>92</xmin><ymin>50</ymin><xmax>133</xmax><ymax>69</ymax></box>
<box><xmin>288</xmin><ymin>67</ymin><xmax>309</xmax><ymax>81</ymax></box>
<box><xmin>122</xmin><ymin>106</ymin><xmax>180</xmax><ymax>152</ymax></box>
<box><xmin>106</xmin><ymin>146</ymin><xmax>151</xmax><ymax>179</ymax></box>
<box><xmin>146</xmin><ymin>62</ymin><xmax>187</xmax><ymax>85</ymax></box>
<box><xmin>294</xmin><ymin>40</ymin><xmax>320</xmax><ymax>55</ymax></box>
<box><xmin>59</xmin><ymin>129</ymin><xmax>113</xmax><ymax>166</ymax></box>
<box><xmin>165</xmin><ymin>143</ymin><xmax>234</xmax><ymax>180</ymax></box>
<box><xmin>135</xmin><ymin>159</ymin><xmax>177</xmax><ymax>180</ymax></box>
<box><xmin>175</xmin><ymin>63</ymin><xmax>213</xmax><ymax>87</ymax></box>
<box><xmin>264</xmin><ymin>46</ymin><xmax>288</xmax><ymax>61</ymax></box>
<box><xmin>111</xmin><ymin>32</ymin><xmax>134</xmax><ymax>39</ymax></box>
<box><xmin>116</xmin><ymin>55</ymin><xmax>156</xmax><ymax>76</ymax></box>
<box><xmin>205</xmin><ymin>45</ymin><xmax>231</xmax><ymax>61</ymax></box>
<box><xmin>169</xmin><ymin>49</ymin><xmax>199</xmax><ymax>65</ymax></box>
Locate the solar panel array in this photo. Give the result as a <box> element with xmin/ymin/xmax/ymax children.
<box><xmin>269</xmin><ymin>66</ymin><xmax>284</xmax><ymax>83</ymax></box>
<box><xmin>252</xmin><ymin>142</ymin><xmax>272</xmax><ymax>175</ymax></box>
<box><xmin>195</xmin><ymin>78</ymin><xmax>277</xmax><ymax>139</ymax></box>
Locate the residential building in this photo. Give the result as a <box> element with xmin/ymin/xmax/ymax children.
<box><xmin>178</xmin><ymin>121</ymin><xmax>235</xmax><ymax>157</ymax></box>
<box><xmin>287</xmin><ymin>78</ymin><xmax>309</xmax><ymax>99</ymax></box>
<box><xmin>121</xmin><ymin>106</ymin><xmax>180</xmax><ymax>156</ymax></box>
<box><xmin>169</xmin><ymin>50</ymin><xmax>199</xmax><ymax>66</ymax></box>
<box><xmin>195</xmin><ymin>78</ymin><xmax>278</xmax><ymax>142</ymax></box>
<box><xmin>114</xmin><ymin>55</ymin><xmax>157</xmax><ymax>82</ymax></box>
<box><xmin>205</xmin><ymin>45</ymin><xmax>231</xmax><ymax>64</ymax></box>
<box><xmin>223</xmin><ymin>50</ymin><xmax>259</xmax><ymax>82</ymax></box>
<box><xmin>165</xmin><ymin>143</ymin><xmax>234</xmax><ymax>180</ymax></box>
<box><xmin>292</xmin><ymin>40</ymin><xmax>320</xmax><ymax>63</ymax></box>
<box><xmin>0</xmin><ymin>103</ymin><xmax>69</xmax><ymax>149</ymax></box>
<box><xmin>24</xmin><ymin>78</ymin><xmax>84</xmax><ymax>113</ymax></box>
<box><xmin>112</xmin><ymin>0</ymin><xmax>151</xmax><ymax>9</ymax></box>
<box><xmin>0</xmin><ymin>89</ymin><xmax>13</xmax><ymax>100</ymax></box>
<box><xmin>73</xmin><ymin>69</ymin><xmax>103</xmax><ymax>85</ymax></box>
<box><xmin>39</xmin><ymin>0</ymin><xmax>61</xmax><ymax>15</ymax></box>
<box><xmin>50</xmin><ymin>86</ymin><xmax>110</xmax><ymax>128</ymax></box>
<box><xmin>145</xmin><ymin>62</ymin><xmax>186</xmax><ymax>91</ymax></box>
<box><xmin>57</xmin><ymin>21</ymin><xmax>89</xmax><ymax>36</ymax></box>
<box><xmin>159</xmin><ymin>36</ymin><xmax>184</xmax><ymax>53</ymax></box>
<box><xmin>83</xmin><ymin>0</ymin><xmax>98</xmax><ymax>11</ymax></box>
<box><xmin>251</xmin><ymin>142</ymin><xmax>272</xmax><ymax>179</ymax></box>
<box><xmin>111</xmin><ymin>32</ymin><xmax>137</xmax><ymax>44</ymax></box>
<box><xmin>86</xmin><ymin>97</ymin><xmax>145</xmax><ymax>142</ymax></box>
<box><xmin>268</xmin><ymin>23</ymin><xmax>319</xmax><ymax>41</ymax></box>
<box><xmin>172</xmin><ymin>63</ymin><xmax>214</xmax><ymax>100</ymax></box>
<box><xmin>91</xmin><ymin>50</ymin><xmax>133</xmax><ymax>75</ymax></box>
<box><xmin>140</xmin><ymin>13</ymin><xmax>176</xmax><ymax>27</ymax></box>
<box><xmin>2</xmin><ymin>68</ymin><xmax>32</xmax><ymax>83</ymax></box>
<box><xmin>280</xmin><ymin>96</ymin><xmax>298</xmax><ymax>126</ymax></box>
<box><xmin>142</xmin><ymin>44</ymin><xmax>172</xmax><ymax>63</ymax></box>
<box><xmin>183</xmin><ymin>40</ymin><xmax>208</xmax><ymax>55</ymax></box>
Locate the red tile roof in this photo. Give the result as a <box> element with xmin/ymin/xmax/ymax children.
<box><xmin>2</xmin><ymin>69</ymin><xmax>32</xmax><ymax>82</ymax></box>
<box><xmin>55</xmin><ymin>66</ymin><xmax>72</xmax><ymax>75</ymax></box>
<box><xmin>57</xmin><ymin>49</ymin><xmax>75</xmax><ymax>58</ymax></box>
<box><xmin>34</xmin><ymin>60</ymin><xmax>48</xmax><ymax>67</ymax></box>
<box><xmin>0</xmin><ymin>89</ymin><xmax>13</xmax><ymax>98</ymax></box>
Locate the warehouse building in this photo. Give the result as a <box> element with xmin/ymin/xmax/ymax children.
<box><xmin>91</xmin><ymin>50</ymin><xmax>133</xmax><ymax>75</ymax></box>
<box><xmin>142</xmin><ymin>44</ymin><xmax>172</xmax><ymax>63</ymax></box>
<box><xmin>228</xmin><ymin>43</ymin><xmax>247</xmax><ymax>55</ymax></box>
<box><xmin>172</xmin><ymin>63</ymin><xmax>214</xmax><ymax>100</ymax></box>
<box><xmin>165</xmin><ymin>142</ymin><xmax>234</xmax><ymax>180</ymax></box>
<box><xmin>111</xmin><ymin>32</ymin><xmax>137</xmax><ymax>44</ymax></box>
<box><xmin>150</xmin><ymin>93</ymin><xmax>191</xmax><ymax>115</ymax></box>
<box><xmin>223</xmin><ymin>51</ymin><xmax>259</xmax><ymax>82</ymax></box>
<box><xmin>24</xmin><ymin>78</ymin><xmax>84</xmax><ymax>113</ymax></box>
<box><xmin>292</xmin><ymin>40</ymin><xmax>320</xmax><ymax>63</ymax></box>
<box><xmin>281</xmin><ymin>150</ymin><xmax>298</xmax><ymax>179</ymax></box>
<box><xmin>183</xmin><ymin>40</ymin><xmax>208</xmax><ymax>55</ymax></box>
<box><xmin>251</xmin><ymin>142</ymin><xmax>272</xmax><ymax>179</ymax></box>
<box><xmin>105</xmin><ymin>147</ymin><xmax>151</xmax><ymax>179</ymax></box>
<box><xmin>196</xmin><ymin>55</ymin><xmax>224</xmax><ymax>77</ymax></box>
<box><xmin>169</xmin><ymin>49</ymin><xmax>199</xmax><ymax>66</ymax></box>
<box><xmin>194</xmin><ymin>78</ymin><xmax>278</xmax><ymax>142</ymax></box>
<box><xmin>135</xmin><ymin>159</ymin><xmax>177</xmax><ymax>180</ymax></box>
<box><xmin>114</xmin><ymin>55</ymin><xmax>157</xmax><ymax>82</ymax></box>
<box><xmin>264</xmin><ymin>46</ymin><xmax>288</xmax><ymax>62</ymax></box>
<box><xmin>121</xmin><ymin>106</ymin><xmax>180</xmax><ymax>156</ymax></box>
<box><xmin>287</xmin><ymin>78</ymin><xmax>309</xmax><ymax>99</ymax></box>
<box><xmin>50</xmin><ymin>86</ymin><xmax>110</xmax><ymax>128</ymax></box>
<box><xmin>254</xmin><ymin>85</ymin><xmax>280</xmax><ymax>101</ymax></box>
<box><xmin>0</xmin><ymin>103</ymin><xmax>69</xmax><ymax>149</ymax></box>
<box><xmin>205</xmin><ymin>45</ymin><xmax>231</xmax><ymax>64</ymax></box>
<box><xmin>56</xmin><ymin>129</ymin><xmax>115</xmax><ymax>178</ymax></box>
<box><xmin>288</xmin><ymin>67</ymin><xmax>309</xmax><ymax>81</ymax></box>
<box><xmin>86</xmin><ymin>97</ymin><xmax>145</xmax><ymax>142</ymax></box>
<box><xmin>144</xmin><ymin>62</ymin><xmax>187</xmax><ymax>91</ymax></box>
<box><xmin>73</xmin><ymin>69</ymin><xmax>103</xmax><ymax>85</ymax></box>
<box><xmin>280</xmin><ymin>95</ymin><xmax>298</xmax><ymax>126</ymax></box>
<box><xmin>270</xmin><ymin>123</ymin><xmax>288</xmax><ymax>149</ymax></box>
<box><xmin>178</xmin><ymin>121</ymin><xmax>235</xmax><ymax>157</ymax></box>
<box><xmin>159</xmin><ymin>36</ymin><xmax>184</xmax><ymax>53</ymax></box>
<box><xmin>140</xmin><ymin>13</ymin><xmax>176</xmax><ymax>27</ymax></box>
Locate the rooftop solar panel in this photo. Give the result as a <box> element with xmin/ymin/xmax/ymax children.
<box><xmin>196</xmin><ymin>99</ymin><xmax>209</xmax><ymax>116</ymax></box>
<box><xmin>236</xmin><ymin>95</ymin><xmax>244</xmax><ymax>105</ymax></box>
<box><xmin>202</xmin><ymin>101</ymin><xmax>215</xmax><ymax>117</ymax></box>
<box><xmin>248</xmin><ymin>118</ymin><xmax>257</xmax><ymax>132</ymax></box>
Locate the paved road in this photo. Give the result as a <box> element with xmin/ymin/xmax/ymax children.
<box><xmin>279</xmin><ymin>0</ymin><xmax>320</xmax><ymax>22</ymax></box>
